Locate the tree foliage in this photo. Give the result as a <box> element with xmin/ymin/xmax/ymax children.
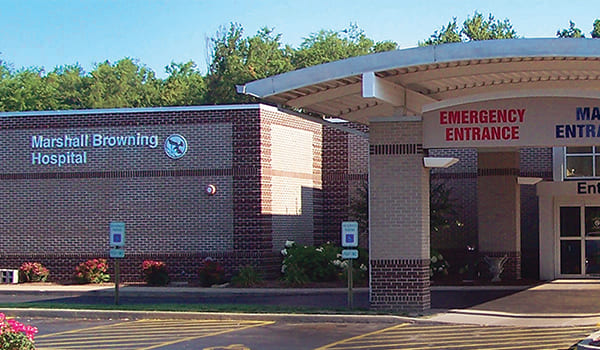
<box><xmin>161</xmin><ymin>61</ymin><xmax>206</xmax><ymax>106</ymax></box>
<box><xmin>556</xmin><ymin>20</ymin><xmax>600</xmax><ymax>38</ymax></box>
<box><xmin>5</xmin><ymin>16</ymin><xmax>600</xmax><ymax>112</ymax></box>
<box><xmin>292</xmin><ymin>23</ymin><xmax>395</xmax><ymax>69</ymax></box>
<box><xmin>204</xmin><ymin>23</ymin><xmax>293</xmax><ymax>104</ymax></box>
<box><xmin>593</xmin><ymin>20</ymin><xmax>600</xmax><ymax>38</ymax></box>
<box><xmin>557</xmin><ymin>21</ymin><xmax>585</xmax><ymax>38</ymax></box>
<box><xmin>421</xmin><ymin>11</ymin><xmax>517</xmax><ymax>46</ymax></box>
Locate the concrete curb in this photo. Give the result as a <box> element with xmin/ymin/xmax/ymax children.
<box><xmin>448</xmin><ymin>309</ymin><xmax>600</xmax><ymax>319</ymax></box>
<box><xmin>0</xmin><ymin>286</ymin><xmax>370</xmax><ymax>297</ymax></box>
<box><xmin>1</xmin><ymin>307</ymin><xmax>436</xmax><ymax>324</ymax></box>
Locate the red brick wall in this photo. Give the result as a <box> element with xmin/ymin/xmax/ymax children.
<box><xmin>370</xmin><ymin>259</ymin><xmax>430</xmax><ymax>311</ymax></box>
<box><xmin>319</xmin><ymin>123</ymin><xmax>368</xmax><ymax>246</ymax></box>
<box><xmin>428</xmin><ymin>147</ymin><xmax>552</xmax><ymax>280</ymax></box>
<box><xmin>0</xmin><ymin>106</ymin><xmax>284</xmax><ymax>282</ymax></box>
<box><xmin>0</xmin><ymin>105</ymin><xmax>371</xmax><ymax>283</ymax></box>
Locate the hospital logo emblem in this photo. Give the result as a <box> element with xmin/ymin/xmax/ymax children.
<box><xmin>164</xmin><ymin>134</ymin><xmax>188</xmax><ymax>159</ymax></box>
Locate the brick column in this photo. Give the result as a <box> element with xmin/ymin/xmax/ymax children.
<box><xmin>477</xmin><ymin>151</ymin><xmax>521</xmax><ymax>280</ymax></box>
<box><xmin>369</xmin><ymin>120</ymin><xmax>430</xmax><ymax>312</ymax></box>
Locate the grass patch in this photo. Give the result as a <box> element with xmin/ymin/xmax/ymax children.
<box><xmin>0</xmin><ymin>302</ymin><xmax>389</xmax><ymax>315</ymax></box>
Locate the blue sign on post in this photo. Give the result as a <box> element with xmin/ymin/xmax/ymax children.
<box><xmin>109</xmin><ymin>222</ymin><xmax>125</xmax><ymax>247</ymax></box>
<box><xmin>110</xmin><ymin>249</ymin><xmax>125</xmax><ymax>259</ymax></box>
<box><xmin>342</xmin><ymin>249</ymin><xmax>359</xmax><ymax>259</ymax></box>
<box><xmin>341</xmin><ymin>221</ymin><xmax>359</xmax><ymax>248</ymax></box>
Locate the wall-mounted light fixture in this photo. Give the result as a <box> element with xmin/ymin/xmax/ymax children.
<box><xmin>517</xmin><ymin>177</ymin><xmax>543</xmax><ymax>185</ymax></box>
<box><xmin>423</xmin><ymin>157</ymin><xmax>459</xmax><ymax>168</ymax></box>
<box><xmin>205</xmin><ymin>184</ymin><xmax>217</xmax><ymax>196</ymax></box>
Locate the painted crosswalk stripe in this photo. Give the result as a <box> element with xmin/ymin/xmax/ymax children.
<box><xmin>317</xmin><ymin>324</ymin><xmax>597</xmax><ymax>350</ymax></box>
<box><xmin>35</xmin><ymin>319</ymin><xmax>274</xmax><ymax>350</ymax></box>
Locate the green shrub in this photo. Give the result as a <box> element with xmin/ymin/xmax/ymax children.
<box><xmin>281</xmin><ymin>241</ymin><xmax>342</xmax><ymax>285</ymax></box>
<box><xmin>19</xmin><ymin>262</ymin><xmax>49</xmax><ymax>282</ymax></box>
<box><xmin>142</xmin><ymin>260</ymin><xmax>170</xmax><ymax>286</ymax></box>
<box><xmin>430</xmin><ymin>249</ymin><xmax>450</xmax><ymax>279</ymax></box>
<box><xmin>231</xmin><ymin>265</ymin><xmax>263</xmax><ymax>287</ymax></box>
<box><xmin>74</xmin><ymin>258</ymin><xmax>110</xmax><ymax>284</ymax></box>
<box><xmin>198</xmin><ymin>257</ymin><xmax>225</xmax><ymax>287</ymax></box>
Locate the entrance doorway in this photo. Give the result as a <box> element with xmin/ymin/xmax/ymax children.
<box><xmin>559</xmin><ymin>205</ymin><xmax>600</xmax><ymax>277</ymax></box>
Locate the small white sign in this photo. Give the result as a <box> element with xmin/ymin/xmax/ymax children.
<box><xmin>110</xmin><ymin>222</ymin><xmax>125</xmax><ymax>247</ymax></box>
<box><xmin>341</xmin><ymin>221</ymin><xmax>359</xmax><ymax>248</ymax></box>
<box><xmin>109</xmin><ymin>248</ymin><xmax>125</xmax><ymax>258</ymax></box>
<box><xmin>342</xmin><ymin>249</ymin><xmax>359</xmax><ymax>259</ymax></box>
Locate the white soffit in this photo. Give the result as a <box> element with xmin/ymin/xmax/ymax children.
<box><xmin>237</xmin><ymin>38</ymin><xmax>600</xmax><ymax>124</ymax></box>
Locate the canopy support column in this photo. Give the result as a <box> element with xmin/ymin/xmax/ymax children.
<box><xmin>477</xmin><ymin>150</ymin><xmax>522</xmax><ymax>280</ymax></box>
<box><xmin>369</xmin><ymin>119</ymin><xmax>430</xmax><ymax>312</ymax></box>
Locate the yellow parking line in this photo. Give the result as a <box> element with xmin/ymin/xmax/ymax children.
<box><xmin>35</xmin><ymin>320</ymin><xmax>141</xmax><ymax>339</ymax></box>
<box><xmin>313</xmin><ymin>323</ymin><xmax>410</xmax><ymax>350</ymax></box>
<box><xmin>315</xmin><ymin>324</ymin><xmax>595</xmax><ymax>350</ymax></box>
<box><xmin>36</xmin><ymin>319</ymin><xmax>274</xmax><ymax>350</ymax></box>
<box><xmin>138</xmin><ymin>321</ymin><xmax>274</xmax><ymax>350</ymax></box>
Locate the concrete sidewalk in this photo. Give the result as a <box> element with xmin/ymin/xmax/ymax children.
<box><xmin>429</xmin><ymin>280</ymin><xmax>600</xmax><ymax>326</ymax></box>
<box><xmin>1</xmin><ymin>280</ymin><xmax>599</xmax><ymax>327</ymax></box>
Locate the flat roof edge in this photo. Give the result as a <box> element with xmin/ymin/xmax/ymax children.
<box><xmin>0</xmin><ymin>104</ymin><xmax>271</xmax><ymax>118</ymax></box>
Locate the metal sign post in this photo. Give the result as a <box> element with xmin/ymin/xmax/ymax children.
<box><xmin>341</xmin><ymin>221</ymin><xmax>359</xmax><ymax>310</ymax></box>
<box><xmin>110</xmin><ymin>222</ymin><xmax>126</xmax><ymax>306</ymax></box>
<box><xmin>114</xmin><ymin>260</ymin><xmax>120</xmax><ymax>305</ymax></box>
<box><xmin>347</xmin><ymin>258</ymin><xmax>353</xmax><ymax>309</ymax></box>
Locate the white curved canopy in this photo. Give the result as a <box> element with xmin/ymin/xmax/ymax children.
<box><xmin>237</xmin><ymin>38</ymin><xmax>600</xmax><ymax>124</ymax></box>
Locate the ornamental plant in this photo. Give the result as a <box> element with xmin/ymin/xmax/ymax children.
<box><xmin>280</xmin><ymin>241</ymin><xmax>341</xmax><ymax>285</ymax></box>
<box><xmin>74</xmin><ymin>258</ymin><xmax>110</xmax><ymax>284</ymax></box>
<box><xmin>142</xmin><ymin>260</ymin><xmax>170</xmax><ymax>286</ymax></box>
<box><xmin>430</xmin><ymin>249</ymin><xmax>450</xmax><ymax>279</ymax></box>
<box><xmin>198</xmin><ymin>257</ymin><xmax>225</xmax><ymax>287</ymax></box>
<box><xmin>231</xmin><ymin>265</ymin><xmax>263</xmax><ymax>287</ymax></box>
<box><xmin>19</xmin><ymin>262</ymin><xmax>50</xmax><ymax>282</ymax></box>
<box><xmin>0</xmin><ymin>313</ymin><xmax>38</xmax><ymax>350</ymax></box>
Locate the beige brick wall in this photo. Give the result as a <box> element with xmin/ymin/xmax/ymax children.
<box><xmin>369</xmin><ymin>121</ymin><xmax>429</xmax><ymax>260</ymax></box>
<box><xmin>261</xmin><ymin>115</ymin><xmax>321</xmax><ymax>251</ymax></box>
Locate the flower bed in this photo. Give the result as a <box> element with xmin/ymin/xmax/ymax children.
<box><xmin>0</xmin><ymin>313</ymin><xmax>37</xmax><ymax>350</ymax></box>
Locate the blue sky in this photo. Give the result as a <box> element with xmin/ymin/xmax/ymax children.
<box><xmin>2</xmin><ymin>0</ymin><xmax>599</xmax><ymax>78</ymax></box>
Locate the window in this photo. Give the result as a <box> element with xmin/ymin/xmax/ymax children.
<box><xmin>564</xmin><ymin>146</ymin><xmax>600</xmax><ymax>179</ymax></box>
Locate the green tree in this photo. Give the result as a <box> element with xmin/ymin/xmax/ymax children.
<box><xmin>557</xmin><ymin>21</ymin><xmax>585</xmax><ymax>38</ymax></box>
<box><xmin>348</xmin><ymin>180</ymin><xmax>369</xmax><ymax>241</ymax></box>
<box><xmin>161</xmin><ymin>61</ymin><xmax>206</xmax><ymax>106</ymax></box>
<box><xmin>292</xmin><ymin>23</ymin><xmax>394</xmax><ymax>69</ymax></box>
<box><xmin>430</xmin><ymin>182</ymin><xmax>463</xmax><ymax>234</ymax></box>
<box><xmin>0</xmin><ymin>62</ymin><xmax>13</xmax><ymax>111</ymax></box>
<box><xmin>45</xmin><ymin>64</ymin><xmax>89</xmax><ymax>110</ymax></box>
<box><xmin>462</xmin><ymin>12</ymin><xmax>516</xmax><ymax>40</ymax></box>
<box><xmin>86</xmin><ymin>58</ymin><xmax>160</xmax><ymax>108</ymax></box>
<box><xmin>592</xmin><ymin>19</ymin><xmax>600</xmax><ymax>38</ymax></box>
<box><xmin>421</xmin><ymin>11</ymin><xmax>517</xmax><ymax>46</ymax></box>
<box><xmin>421</xmin><ymin>18</ymin><xmax>462</xmax><ymax>46</ymax></box>
<box><xmin>0</xmin><ymin>67</ymin><xmax>61</xmax><ymax>111</ymax></box>
<box><xmin>205</xmin><ymin>23</ymin><xmax>293</xmax><ymax>104</ymax></box>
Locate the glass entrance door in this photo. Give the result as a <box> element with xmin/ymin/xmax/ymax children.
<box><xmin>559</xmin><ymin>205</ymin><xmax>600</xmax><ymax>276</ymax></box>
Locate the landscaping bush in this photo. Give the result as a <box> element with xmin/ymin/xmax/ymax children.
<box><xmin>0</xmin><ymin>312</ymin><xmax>37</xmax><ymax>350</ymax></box>
<box><xmin>74</xmin><ymin>258</ymin><xmax>110</xmax><ymax>284</ymax></box>
<box><xmin>231</xmin><ymin>265</ymin><xmax>263</xmax><ymax>287</ymax></box>
<box><xmin>198</xmin><ymin>257</ymin><xmax>225</xmax><ymax>287</ymax></box>
<box><xmin>280</xmin><ymin>241</ymin><xmax>342</xmax><ymax>285</ymax></box>
<box><xmin>142</xmin><ymin>260</ymin><xmax>170</xmax><ymax>286</ymax></box>
<box><xmin>335</xmin><ymin>247</ymin><xmax>369</xmax><ymax>284</ymax></box>
<box><xmin>430</xmin><ymin>249</ymin><xmax>450</xmax><ymax>279</ymax></box>
<box><xmin>18</xmin><ymin>262</ymin><xmax>49</xmax><ymax>283</ymax></box>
